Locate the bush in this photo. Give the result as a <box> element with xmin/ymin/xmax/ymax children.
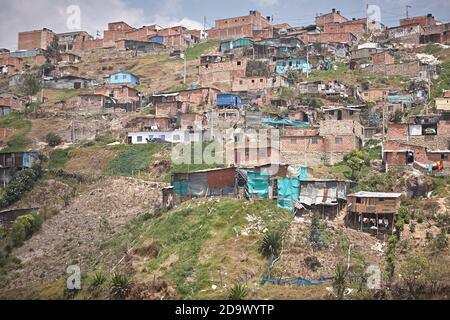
<box><xmin>110</xmin><ymin>273</ymin><xmax>130</xmax><ymax>299</ymax></box>
<box><xmin>409</xmin><ymin>223</ymin><xmax>416</xmax><ymax>233</ymax></box>
<box><xmin>417</xmin><ymin>215</ymin><xmax>425</xmax><ymax>224</ymax></box>
<box><xmin>89</xmin><ymin>272</ymin><xmax>107</xmax><ymax>291</ymax></box>
<box><xmin>333</xmin><ymin>263</ymin><xmax>348</xmax><ymax>300</ymax></box>
<box><xmin>398</xmin><ymin>206</ymin><xmax>411</xmax><ymax>224</ymax></box>
<box><xmin>309</xmin><ymin>213</ymin><xmax>325</xmax><ymax>251</ymax></box>
<box><xmin>433</xmin><ymin>228</ymin><xmax>448</xmax><ymax>251</ymax></box>
<box><xmin>227</xmin><ymin>284</ymin><xmax>248</xmax><ymax>300</ymax></box>
<box><xmin>0</xmin><ymin>164</ymin><xmax>42</xmax><ymax>209</ymax></box>
<box><xmin>46</xmin><ymin>133</ymin><xmax>62</xmax><ymax>147</ymax></box>
<box><xmin>259</xmin><ymin>231</ymin><xmax>283</xmax><ymax>258</ymax></box>
<box><xmin>8</xmin><ymin>213</ymin><xmax>43</xmax><ymax>247</ymax></box>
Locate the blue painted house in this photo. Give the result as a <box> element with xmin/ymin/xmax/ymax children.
<box><xmin>216</xmin><ymin>93</ymin><xmax>242</xmax><ymax>108</ymax></box>
<box><xmin>275</xmin><ymin>58</ymin><xmax>311</xmax><ymax>75</ymax></box>
<box><xmin>109</xmin><ymin>71</ymin><xmax>140</xmax><ymax>85</ymax></box>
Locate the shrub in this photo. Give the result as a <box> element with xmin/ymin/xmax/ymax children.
<box><xmin>89</xmin><ymin>272</ymin><xmax>107</xmax><ymax>291</ymax></box>
<box><xmin>395</xmin><ymin>218</ymin><xmax>405</xmax><ymax>240</ymax></box>
<box><xmin>433</xmin><ymin>228</ymin><xmax>448</xmax><ymax>251</ymax></box>
<box><xmin>417</xmin><ymin>215</ymin><xmax>425</xmax><ymax>224</ymax></box>
<box><xmin>409</xmin><ymin>223</ymin><xmax>416</xmax><ymax>233</ymax></box>
<box><xmin>259</xmin><ymin>231</ymin><xmax>283</xmax><ymax>258</ymax></box>
<box><xmin>227</xmin><ymin>284</ymin><xmax>248</xmax><ymax>300</ymax></box>
<box><xmin>309</xmin><ymin>213</ymin><xmax>325</xmax><ymax>251</ymax></box>
<box><xmin>8</xmin><ymin>213</ymin><xmax>43</xmax><ymax>247</ymax></box>
<box><xmin>110</xmin><ymin>273</ymin><xmax>130</xmax><ymax>299</ymax></box>
<box><xmin>333</xmin><ymin>263</ymin><xmax>347</xmax><ymax>300</ymax></box>
<box><xmin>398</xmin><ymin>206</ymin><xmax>411</xmax><ymax>224</ymax></box>
<box><xmin>0</xmin><ymin>164</ymin><xmax>42</xmax><ymax>209</ymax></box>
<box><xmin>46</xmin><ymin>133</ymin><xmax>62</xmax><ymax>147</ymax></box>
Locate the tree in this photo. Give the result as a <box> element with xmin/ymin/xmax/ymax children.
<box><xmin>309</xmin><ymin>213</ymin><xmax>324</xmax><ymax>251</ymax></box>
<box><xmin>20</xmin><ymin>73</ymin><xmax>42</xmax><ymax>112</ymax></box>
<box><xmin>44</xmin><ymin>36</ymin><xmax>61</xmax><ymax>64</ymax></box>
<box><xmin>391</xmin><ymin>110</ymin><xmax>404</xmax><ymax>123</ymax></box>
<box><xmin>46</xmin><ymin>133</ymin><xmax>62</xmax><ymax>147</ymax></box>
<box><xmin>343</xmin><ymin>149</ymin><xmax>369</xmax><ymax>181</ymax></box>
<box><xmin>367</xmin><ymin>110</ymin><xmax>382</xmax><ymax>127</ymax></box>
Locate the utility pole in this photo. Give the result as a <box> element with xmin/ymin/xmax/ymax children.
<box><xmin>406</xmin><ymin>5</ymin><xmax>412</xmax><ymax>19</ymax></box>
<box><xmin>382</xmin><ymin>96</ymin><xmax>386</xmax><ymax>142</ymax></box>
<box><xmin>183</xmin><ymin>47</ymin><xmax>187</xmax><ymax>85</ymax></box>
<box><xmin>306</xmin><ymin>44</ymin><xmax>310</xmax><ymax>79</ymax></box>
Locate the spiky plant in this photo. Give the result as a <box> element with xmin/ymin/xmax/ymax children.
<box><xmin>89</xmin><ymin>272</ymin><xmax>107</xmax><ymax>291</ymax></box>
<box><xmin>259</xmin><ymin>231</ymin><xmax>282</xmax><ymax>259</ymax></box>
<box><xmin>227</xmin><ymin>284</ymin><xmax>248</xmax><ymax>300</ymax></box>
<box><xmin>333</xmin><ymin>263</ymin><xmax>348</xmax><ymax>300</ymax></box>
<box><xmin>110</xmin><ymin>273</ymin><xmax>130</xmax><ymax>300</ymax></box>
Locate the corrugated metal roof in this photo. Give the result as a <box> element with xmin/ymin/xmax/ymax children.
<box><xmin>348</xmin><ymin>191</ymin><xmax>402</xmax><ymax>198</ymax></box>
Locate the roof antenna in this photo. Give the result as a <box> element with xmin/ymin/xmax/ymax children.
<box><xmin>406</xmin><ymin>5</ymin><xmax>412</xmax><ymax>18</ymax></box>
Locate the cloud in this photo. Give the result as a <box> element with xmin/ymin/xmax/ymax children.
<box><xmin>251</xmin><ymin>0</ymin><xmax>278</xmax><ymax>6</ymax></box>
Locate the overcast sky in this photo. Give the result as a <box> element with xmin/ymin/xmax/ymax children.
<box><xmin>1</xmin><ymin>0</ymin><xmax>449</xmax><ymax>50</ymax></box>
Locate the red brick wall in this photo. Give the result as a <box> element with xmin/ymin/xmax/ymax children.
<box><xmin>362</xmin><ymin>89</ymin><xmax>389</xmax><ymax>102</ymax></box>
<box><xmin>386</xmin><ymin>123</ymin><xmax>408</xmax><ymax>140</ymax></box>
<box><xmin>214</xmin><ymin>11</ymin><xmax>270</xmax><ymax>29</ymax></box>
<box><xmin>73</xmin><ymin>37</ymin><xmax>103</xmax><ymax>51</ymax></box>
<box><xmin>316</xmin><ymin>12</ymin><xmax>348</xmax><ymax>28</ymax></box>
<box><xmin>400</xmin><ymin>15</ymin><xmax>436</xmax><ymax>27</ymax></box>
<box><xmin>18</xmin><ymin>29</ymin><xmax>55</xmax><ymax>50</ymax></box>
<box><xmin>301</xmin><ymin>32</ymin><xmax>354</xmax><ymax>44</ymax></box>
<box><xmin>372</xmin><ymin>52</ymin><xmax>395</xmax><ymax>65</ymax></box>
<box><xmin>208</xmin><ymin>24</ymin><xmax>254</xmax><ymax>40</ymax></box>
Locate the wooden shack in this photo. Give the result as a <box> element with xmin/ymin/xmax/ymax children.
<box><xmin>346</xmin><ymin>191</ymin><xmax>402</xmax><ymax>235</ymax></box>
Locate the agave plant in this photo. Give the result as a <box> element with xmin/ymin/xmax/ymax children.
<box><xmin>259</xmin><ymin>231</ymin><xmax>283</xmax><ymax>259</ymax></box>
<box><xmin>89</xmin><ymin>272</ymin><xmax>107</xmax><ymax>291</ymax></box>
<box><xmin>227</xmin><ymin>284</ymin><xmax>248</xmax><ymax>300</ymax></box>
<box><xmin>110</xmin><ymin>273</ymin><xmax>130</xmax><ymax>299</ymax></box>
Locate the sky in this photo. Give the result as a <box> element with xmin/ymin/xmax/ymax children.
<box><xmin>1</xmin><ymin>0</ymin><xmax>450</xmax><ymax>50</ymax></box>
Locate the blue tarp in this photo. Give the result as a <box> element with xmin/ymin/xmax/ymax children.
<box><xmin>247</xmin><ymin>171</ymin><xmax>270</xmax><ymax>199</ymax></box>
<box><xmin>262</xmin><ymin>118</ymin><xmax>310</xmax><ymax>127</ymax></box>
<box><xmin>277</xmin><ymin>178</ymin><xmax>300</xmax><ymax>211</ymax></box>
<box><xmin>23</xmin><ymin>152</ymin><xmax>38</xmax><ymax>168</ymax></box>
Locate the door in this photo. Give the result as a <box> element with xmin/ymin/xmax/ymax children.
<box><xmin>407</xmin><ymin>151</ymin><xmax>414</xmax><ymax>164</ymax></box>
<box><xmin>337</xmin><ymin>110</ymin><xmax>343</xmax><ymax>120</ymax></box>
<box><xmin>74</xmin><ymin>82</ymin><xmax>81</xmax><ymax>89</ymax></box>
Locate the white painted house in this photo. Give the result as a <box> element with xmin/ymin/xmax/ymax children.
<box><xmin>127</xmin><ymin>129</ymin><xmax>211</xmax><ymax>144</ymax></box>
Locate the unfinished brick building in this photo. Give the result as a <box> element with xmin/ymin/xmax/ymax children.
<box><xmin>280</xmin><ymin>120</ymin><xmax>364</xmax><ymax>166</ymax></box>
<box><xmin>383</xmin><ymin>116</ymin><xmax>450</xmax><ymax>172</ymax></box>
<box><xmin>315</xmin><ymin>9</ymin><xmax>348</xmax><ymax>28</ymax></box>
<box><xmin>208</xmin><ymin>10</ymin><xmax>272</xmax><ymax>40</ymax></box>
<box><xmin>18</xmin><ymin>28</ymin><xmax>55</xmax><ymax>50</ymax></box>
<box><xmin>199</xmin><ymin>56</ymin><xmax>248</xmax><ymax>86</ymax></box>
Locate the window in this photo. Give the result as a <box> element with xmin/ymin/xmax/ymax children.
<box><xmin>356</xmin><ymin>197</ymin><xmax>362</xmax><ymax>204</ymax></box>
<box><xmin>252</xmin><ymin>80</ymin><xmax>255</xmax><ymax>83</ymax></box>
<box><xmin>335</xmin><ymin>137</ymin><xmax>343</xmax><ymax>145</ymax></box>
<box><xmin>137</xmin><ymin>136</ymin><xmax>143</xmax><ymax>142</ymax></box>
<box><xmin>173</xmin><ymin>134</ymin><xmax>180</xmax><ymax>141</ymax></box>
<box><xmin>237</xmin><ymin>61</ymin><xmax>241</xmax><ymax>66</ymax></box>
<box><xmin>290</xmin><ymin>138</ymin><xmax>297</xmax><ymax>144</ymax></box>
<box><xmin>115</xmin><ymin>75</ymin><xmax>119</xmax><ymax>80</ymax></box>
<box><xmin>349</xmin><ymin>110</ymin><xmax>354</xmax><ymax>115</ymax></box>
<box><xmin>378</xmin><ymin>198</ymin><xmax>385</xmax><ymax>202</ymax></box>
<box><xmin>311</xmin><ymin>137</ymin><xmax>318</xmax><ymax>144</ymax></box>
<box><xmin>388</xmin><ymin>105</ymin><xmax>393</xmax><ymax>112</ymax></box>
<box><xmin>122</xmin><ymin>74</ymin><xmax>127</xmax><ymax>80</ymax></box>
<box><xmin>442</xmin><ymin>154</ymin><xmax>449</xmax><ymax>160</ymax></box>
<box><xmin>239</xmin><ymin>80</ymin><xmax>243</xmax><ymax>85</ymax></box>
<box><xmin>260</xmin><ymin>79</ymin><xmax>264</xmax><ymax>83</ymax></box>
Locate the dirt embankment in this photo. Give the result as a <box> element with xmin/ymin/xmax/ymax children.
<box><xmin>1</xmin><ymin>176</ymin><xmax>167</xmax><ymax>293</ymax></box>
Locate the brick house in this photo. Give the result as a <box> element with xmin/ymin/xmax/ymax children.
<box><xmin>322</xmin><ymin>106</ymin><xmax>362</xmax><ymax>121</ymax></box>
<box><xmin>371</xmin><ymin>51</ymin><xmax>395</xmax><ymax>65</ymax></box>
<box><xmin>207</xmin><ymin>10</ymin><xmax>272</xmax><ymax>41</ymax></box>
<box><xmin>18</xmin><ymin>28</ymin><xmax>55</xmax><ymax>50</ymax></box>
<box><xmin>0</xmin><ymin>93</ymin><xmax>26</xmax><ymax>110</ymax></box>
<box><xmin>0</xmin><ymin>53</ymin><xmax>23</xmax><ymax>75</ymax></box>
<box><xmin>280</xmin><ymin>120</ymin><xmax>364</xmax><ymax>166</ymax></box>
<box><xmin>199</xmin><ymin>56</ymin><xmax>247</xmax><ymax>86</ymax></box>
<box><xmin>315</xmin><ymin>9</ymin><xmax>348</xmax><ymax>28</ymax></box>
<box><xmin>153</xmin><ymin>87</ymin><xmax>220</xmax><ymax>117</ymax></box>
<box><xmin>78</xmin><ymin>94</ymin><xmax>116</xmax><ymax>112</ymax></box>
<box><xmin>94</xmin><ymin>85</ymin><xmax>141</xmax><ymax>109</ymax></box>
<box><xmin>383</xmin><ymin>116</ymin><xmax>450</xmax><ymax>172</ymax></box>
<box><xmin>400</xmin><ymin>14</ymin><xmax>436</xmax><ymax>28</ymax></box>
<box><xmin>231</xmin><ymin>76</ymin><xmax>286</xmax><ymax>92</ymax></box>
<box><xmin>126</xmin><ymin>116</ymin><xmax>173</xmax><ymax>131</ymax></box>
<box><xmin>361</xmin><ymin>88</ymin><xmax>389</xmax><ymax>102</ymax></box>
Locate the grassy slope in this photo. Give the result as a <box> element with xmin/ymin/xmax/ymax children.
<box><xmin>102</xmin><ymin>198</ymin><xmax>293</xmax><ymax>299</ymax></box>
<box><xmin>0</xmin><ymin>114</ymin><xmax>32</xmax><ymax>152</ymax></box>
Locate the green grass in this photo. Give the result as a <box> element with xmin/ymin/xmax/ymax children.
<box><xmin>308</xmin><ymin>62</ymin><xmax>349</xmax><ymax>81</ymax></box>
<box><xmin>430</xmin><ymin>176</ymin><xmax>450</xmax><ymax>198</ymax></box>
<box><xmin>106</xmin><ymin>144</ymin><xmax>166</xmax><ymax>176</ymax></box>
<box><xmin>45</xmin><ymin>88</ymin><xmax>89</xmax><ymax>103</ymax></box>
<box><xmin>47</xmin><ymin>148</ymin><xmax>72</xmax><ymax>170</ymax></box>
<box><xmin>186</xmin><ymin>41</ymin><xmax>219</xmax><ymax>61</ymax></box>
<box><xmin>102</xmin><ymin>198</ymin><xmax>293</xmax><ymax>299</ymax></box>
<box><xmin>0</xmin><ymin>114</ymin><xmax>32</xmax><ymax>152</ymax></box>
<box><xmin>432</xmin><ymin>61</ymin><xmax>450</xmax><ymax>100</ymax></box>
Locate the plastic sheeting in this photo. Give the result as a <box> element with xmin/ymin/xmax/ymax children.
<box><xmin>277</xmin><ymin>178</ymin><xmax>300</xmax><ymax>211</ymax></box>
<box><xmin>247</xmin><ymin>171</ymin><xmax>270</xmax><ymax>199</ymax></box>
<box><xmin>261</xmin><ymin>118</ymin><xmax>309</xmax><ymax>127</ymax></box>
